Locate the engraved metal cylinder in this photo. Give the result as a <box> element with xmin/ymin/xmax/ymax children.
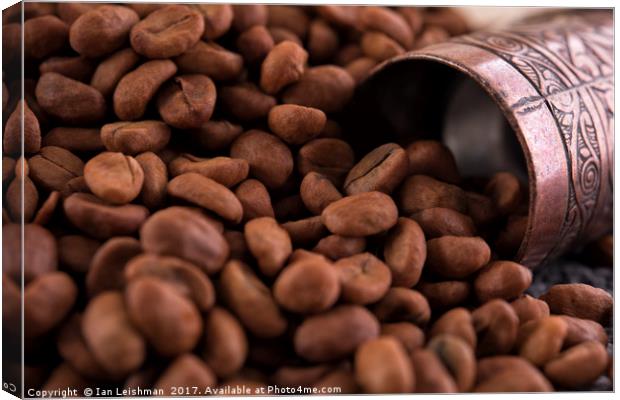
<box><xmin>348</xmin><ymin>10</ymin><xmax>613</xmax><ymax>267</ymax></box>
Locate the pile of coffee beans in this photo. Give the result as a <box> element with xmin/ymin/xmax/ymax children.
<box><xmin>2</xmin><ymin>3</ymin><xmax>613</xmax><ymax>395</ymax></box>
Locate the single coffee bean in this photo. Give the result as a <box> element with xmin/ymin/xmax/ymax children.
<box><xmin>416</xmin><ymin>280</ymin><xmax>471</xmax><ymax>311</ymax></box>
<box><xmin>230</xmin><ymin>130</ymin><xmax>293</xmax><ymax>189</ymax></box>
<box><xmin>84</xmin><ymin>152</ymin><xmax>144</xmax><ymax>205</ymax></box>
<box><xmin>561</xmin><ymin>316</ymin><xmax>608</xmax><ymax>348</ymax></box>
<box><xmin>126</xmin><ymin>276</ymin><xmax>202</xmax><ymax>357</ymax></box>
<box><xmin>300</xmin><ymin>172</ymin><xmax>343</xmax><ymax>215</ymax></box>
<box><xmin>23</xmin><ymin>15</ymin><xmax>69</xmax><ymax>59</ymax></box>
<box><xmin>410</xmin><ymin>207</ymin><xmax>476</xmax><ymax>239</ymax></box>
<box><xmin>307</xmin><ymin>19</ymin><xmax>340</xmax><ymax>63</ymax></box>
<box><xmin>354</xmin><ymin>337</ymin><xmax>414</xmax><ymax>393</ymax></box>
<box><xmin>381</xmin><ymin>322</ymin><xmax>425</xmax><ymax>353</ymax></box>
<box><xmin>405</xmin><ymin>140</ymin><xmax>460</xmax><ymax>183</ymax></box>
<box><xmin>43</xmin><ymin>127</ymin><xmax>104</xmax><ymax>153</ymax></box>
<box><xmin>169</xmin><ymin>154</ymin><xmax>249</xmax><ymax>188</ymax></box>
<box><xmin>260</xmin><ymin>41</ymin><xmax>308</xmax><ymax>94</ymax></box>
<box><xmin>231</xmin><ymin>4</ymin><xmax>268</xmax><ymax>31</ymax></box>
<box><xmin>86</xmin><ymin>237</ymin><xmax>142</xmax><ymax>296</ymax></box>
<box><xmin>125</xmin><ymin>253</ymin><xmax>215</xmax><ymax>311</ymax></box>
<box><xmin>153</xmin><ymin>354</ymin><xmax>216</xmax><ymax>396</ymax></box>
<box><xmin>373</xmin><ymin>288</ymin><xmax>431</xmax><ymax>327</ymax></box>
<box><xmin>510</xmin><ymin>294</ymin><xmax>550</xmax><ymax>325</ymax></box>
<box><xmin>282</xmin><ymin>216</ymin><xmax>328</xmax><ymax>246</ymax></box>
<box><xmin>90</xmin><ymin>48</ymin><xmax>140</xmax><ymax>98</ymax></box>
<box><xmin>130</xmin><ymin>5</ymin><xmax>205</xmax><ymax>59</ymax></box>
<box><xmin>427</xmin><ymin>334</ymin><xmax>476</xmax><ymax>392</ymax></box>
<box><xmin>359</xmin><ymin>6</ymin><xmax>413</xmax><ymax>48</ymax></box>
<box><xmin>519</xmin><ymin>316</ymin><xmax>567</xmax><ymax>366</ymax></box>
<box><xmin>219</xmin><ymin>83</ymin><xmax>277</xmax><ymax>121</ymax></box>
<box><xmin>235</xmin><ymin>179</ymin><xmax>275</xmax><ymax>221</ymax></box>
<box><xmin>192</xmin><ymin>4</ymin><xmax>233</xmax><ymax>40</ymax></box>
<box><xmin>220</xmin><ymin>260</ymin><xmax>288</xmax><ymax>338</ymax></box>
<box><xmin>360</xmin><ymin>32</ymin><xmax>405</xmax><ymax>61</ymax></box>
<box><xmin>39</xmin><ymin>54</ymin><xmax>94</xmax><ymax>81</ymax></box>
<box><xmin>298</xmin><ymin>138</ymin><xmax>355</xmax><ymax>187</ymax></box>
<box><xmin>273</xmin><ymin>257</ymin><xmax>340</xmax><ymax>313</ymax></box>
<box><xmin>156</xmin><ymin>74</ymin><xmax>217</xmax><ymax>129</ymax></box>
<box><xmin>202</xmin><ymin>307</ymin><xmax>248</xmax><ymax>378</ymax></box>
<box><xmin>322</xmin><ymin>191</ymin><xmax>398</xmax><ymax>237</ymax></box>
<box><xmin>430</xmin><ymin>308</ymin><xmax>477</xmax><ymax>349</ymax></box>
<box><xmin>268</xmin><ymin>104</ymin><xmax>326</xmax><ymax>145</ymax></box>
<box><xmin>399</xmin><ymin>175</ymin><xmax>468</xmax><ymax>214</ymax></box>
<box><xmin>167</xmin><ymin>173</ymin><xmax>243</xmax><ymax>223</ymax></box>
<box><xmin>113</xmin><ymin>60</ymin><xmax>177</xmax><ymax>121</ymax></box>
<box><xmin>24</xmin><ymin>272</ymin><xmax>77</xmax><ymax>338</ymax></box>
<box><xmin>539</xmin><ymin>283</ymin><xmax>613</xmax><ymax>324</ymax></box>
<box><xmin>313</xmin><ymin>235</ymin><xmax>366</xmax><ymax>260</ymax></box>
<box><xmin>484</xmin><ymin>172</ymin><xmax>523</xmax><ymax>215</ymax></box>
<box><xmin>101</xmin><ymin>121</ymin><xmax>171</xmax><ymax>155</ymax></box>
<box><xmin>411</xmin><ymin>349</ymin><xmax>458</xmax><ymax>393</ymax></box>
<box><xmin>7</xmin><ymin>176</ymin><xmax>38</xmax><ymax>223</ymax></box>
<box><xmin>294</xmin><ymin>305</ymin><xmax>380</xmax><ymax>362</ymax></box>
<box><xmin>474</xmin><ymin>261</ymin><xmax>532</xmax><ymax>302</ymax></box>
<box><xmin>426</xmin><ymin>236</ymin><xmax>491</xmax><ymax>279</ymax></box>
<box><xmin>3</xmin><ymin>223</ymin><xmax>57</xmax><ymax>283</ymax></box>
<box><xmin>334</xmin><ymin>253</ymin><xmax>391</xmax><ymax>305</ymax></box>
<box><xmin>236</xmin><ymin>25</ymin><xmax>274</xmax><ymax>63</ymax></box>
<box><xmin>63</xmin><ymin>193</ymin><xmax>149</xmax><ymax>239</ymax></box>
<box><xmin>57</xmin><ymin>235</ymin><xmax>101</xmax><ymax>274</ymax></box>
<box><xmin>69</xmin><ymin>6</ymin><xmax>139</xmax><ymax>58</ymax></box>
<box><xmin>135</xmin><ymin>152</ymin><xmax>168</xmax><ymax>210</ymax></box>
<box><xmin>384</xmin><ymin>217</ymin><xmax>426</xmax><ymax>287</ymax></box>
<box><xmin>282</xmin><ymin>65</ymin><xmax>355</xmax><ymax>113</ymax></box>
<box><xmin>4</xmin><ymin>100</ymin><xmax>41</xmax><ymax>155</ymax></box>
<box><xmin>344</xmin><ymin>143</ymin><xmax>409</xmax><ymax>195</ymax></box>
<box><xmin>140</xmin><ymin>207</ymin><xmax>229</xmax><ymax>274</ymax></box>
<box><xmin>244</xmin><ymin>217</ymin><xmax>292</xmax><ymax>276</ymax></box>
<box><xmin>544</xmin><ymin>341</ymin><xmax>608</xmax><ymax>389</ymax></box>
<box><xmin>29</xmin><ymin>146</ymin><xmax>84</xmax><ymax>192</ymax></box>
<box><xmin>82</xmin><ymin>291</ymin><xmax>145</xmax><ymax>376</ymax></box>
<box><xmin>175</xmin><ymin>41</ymin><xmax>243</xmax><ymax>81</ymax></box>
<box><xmin>472</xmin><ymin>299</ymin><xmax>519</xmax><ymax>356</ymax></box>
<box><xmin>36</xmin><ymin>73</ymin><xmax>106</xmax><ymax>125</ymax></box>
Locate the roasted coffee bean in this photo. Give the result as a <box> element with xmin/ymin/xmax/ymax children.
<box><xmin>544</xmin><ymin>341</ymin><xmax>608</xmax><ymax>388</ymax></box>
<box><xmin>399</xmin><ymin>175</ymin><xmax>468</xmax><ymax>214</ymax></box>
<box><xmin>3</xmin><ymin>223</ymin><xmax>57</xmax><ymax>283</ymax></box>
<box><xmin>29</xmin><ymin>146</ymin><xmax>84</xmax><ymax>192</ymax></box>
<box><xmin>410</xmin><ymin>207</ymin><xmax>476</xmax><ymax>239</ymax></box>
<box><xmin>540</xmin><ymin>283</ymin><xmax>613</xmax><ymax>324</ymax></box>
<box><xmin>57</xmin><ymin>314</ymin><xmax>109</xmax><ymax>380</ymax></box>
<box><xmin>381</xmin><ymin>322</ymin><xmax>425</xmax><ymax>353</ymax></box>
<box><xmin>219</xmin><ymin>83</ymin><xmax>276</xmax><ymax>121</ymax></box>
<box><xmin>86</xmin><ymin>237</ymin><xmax>142</xmax><ymax>296</ymax></box>
<box><xmin>359</xmin><ymin>7</ymin><xmax>414</xmax><ymax>49</ymax></box>
<box><xmin>300</xmin><ymin>172</ymin><xmax>343</xmax><ymax>215</ymax></box>
<box><xmin>236</xmin><ymin>25</ymin><xmax>275</xmax><ymax>64</ymax></box>
<box><xmin>268</xmin><ymin>5</ymin><xmax>310</xmax><ymax>38</ymax></box>
<box><xmin>344</xmin><ymin>143</ymin><xmax>409</xmax><ymax>195</ymax></box>
<box><xmin>43</xmin><ymin>127</ymin><xmax>104</xmax><ymax>153</ymax></box>
<box><xmin>260</xmin><ymin>41</ymin><xmax>308</xmax><ymax>94</ymax></box>
<box><xmin>268</xmin><ymin>104</ymin><xmax>326</xmax><ymax>145</ymax></box>
<box><xmin>334</xmin><ymin>253</ymin><xmax>391</xmax><ymax>305</ymax></box>
<box><xmin>130</xmin><ymin>5</ymin><xmax>204</xmax><ymax>59</ymax></box>
<box><xmin>411</xmin><ymin>349</ymin><xmax>458</xmax><ymax>393</ymax></box>
<box><xmin>64</xmin><ymin>193</ymin><xmax>149</xmax><ymax>239</ymax></box>
<box><xmin>384</xmin><ymin>217</ymin><xmax>426</xmax><ymax>287</ymax></box>
<box><xmin>282</xmin><ymin>216</ymin><xmax>328</xmax><ymax>246</ymax></box>
<box><xmin>313</xmin><ymin>235</ymin><xmax>366</xmax><ymax>260</ymax></box>
<box><xmin>140</xmin><ymin>207</ymin><xmax>229</xmax><ymax>274</ymax></box>
<box><xmin>231</xmin><ymin>4</ymin><xmax>268</xmax><ymax>31</ymax></box>
<box><xmin>345</xmin><ymin>57</ymin><xmax>378</xmax><ymax>83</ymax></box>
<box><xmin>84</xmin><ymin>152</ymin><xmax>144</xmax><ymax>205</ymax></box>
<box><xmin>273</xmin><ymin>256</ymin><xmax>340</xmax><ymax>313</ymax></box>
<box><xmin>175</xmin><ymin>41</ymin><xmax>243</xmax><ymax>81</ymax></box>
<box><xmin>474</xmin><ymin>261</ymin><xmax>532</xmax><ymax>302</ymax></box>
<box><xmin>7</xmin><ymin>176</ymin><xmax>38</xmax><ymax>223</ymax></box>
<box><xmin>220</xmin><ymin>260</ymin><xmax>287</xmax><ymax>338</ymax></box>
<box><xmin>405</xmin><ymin>140</ymin><xmax>460</xmax><ymax>183</ymax></box>
<box><xmin>294</xmin><ymin>305</ymin><xmax>380</xmax><ymax>362</ymax></box>
<box><xmin>82</xmin><ymin>291</ymin><xmax>145</xmax><ymax>376</ymax></box>
<box><xmin>24</xmin><ymin>15</ymin><xmax>69</xmax><ymax>59</ymax></box>
<box><xmin>202</xmin><ymin>307</ymin><xmax>247</xmax><ymax>379</ymax></box>
<box><xmin>427</xmin><ymin>334</ymin><xmax>476</xmax><ymax>392</ymax></box>
<box><xmin>101</xmin><ymin>121</ymin><xmax>170</xmax><ymax>155</ymax></box>
<box><xmin>169</xmin><ymin>154</ymin><xmax>249</xmax><ymax>187</ymax></box>
<box><xmin>426</xmin><ymin>236</ymin><xmax>491</xmax><ymax>279</ymax></box>
<box><xmin>269</xmin><ymin>26</ymin><xmax>302</xmax><ymax>45</ymax></box>
<box><xmin>561</xmin><ymin>316</ymin><xmax>608</xmax><ymax>348</ymax></box>
<box><xmin>113</xmin><ymin>60</ymin><xmax>177</xmax><ymax>121</ymax></box>
<box><xmin>360</xmin><ymin>32</ymin><xmax>405</xmax><ymax>61</ymax></box>
<box><xmin>230</xmin><ymin>130</ymin><xmax>293</xmax><ymax>189</ymax></box>
<box><xmin>244</xmin><ymin>217</ymin><xmax>292</xmax><ymax>276</ymax></box>
<box><xmin>90</xmin><ymin>48</ymin><xmax>140</xmax><ymax>98</ymax></box>
<box><xmin>307</xmin><ymin>19</ymin><xmax>339</xmax><ymax>63</ymax></box>
<box><xmin>430</xmin><ymin>308</ymin><xmax>477</xmax><ymax>349</ymax></box>
<box><xmin>57</xmin><ymin>235</ymin><xmax>101</xmax><ymax>274</ymax></box>
<box><xmin>235</xmin><ymin>179</ymin><xmax>274</xmax><ymax>220</ymax></box>
<box><xmin>322</xmin><ymin>191</ymin><xmax>398</xmax><ymax>237</ymax></box>
<box><xmin>354</xmin><ymin>337</ymin><xmax>414</xmax><ymax>393</ymax></box>
<box><xmin>472</xmin><ymin>299</ymin><xmax>519</xmax><ymax>356</ymax></box>
<box><xmin>36</xmin><ymin>73</ymin><xmax>106</xmax><ymax>125</ymax></box>
<box><xmin>153</xmin><ymin>354</ymin><xmax>216</xmax><ymax>396</ymax></box>
<box><xmin>282</xmin><ymin>65</ymin><xmax>355</xmax><ymax>113</ymax></box>
<box><xmin>465</xmin><ymin>192</ymin><xmax>498</xmax><ymax>228</ymax></box>
<box><xmin>156</xmin><ymin>74</ymin><xmax>217</xmax><ymax>129</ymax></box>
<box><xmin>373</xmin><ymin>288</ymin><xmax>431</xmax><ymax>327</ymax></box>
<box><xmin>126</xmin><ymin>276</ymin><xmax>202</xmax><ymax>356</ymax></box>
<box><xmin>519</xmin><ymin>316</ymin><xmax>567</xmax><ymax>366</ymax></box>
<box><xmin>167</xmin><ymin>173</ymin><xmax>243</xmax><ymax>223</ymax></box>
<box><xmin>475</xmin><ymin>357</ymin><xmax>552</xmax><ymax>392</ymax></box>
<box><xmin>4</xmin><ymin>100</ymin><xmax>41</xmax><ymax>155</ymax></box>
<box><xmin>69</xmin><ymin>6</ymin><xmax>139</xmax><ymax>58</ymax></box>
<box><xmin>510</xmin><ymin>294</ymin><xmax>550</xmax><ymax>325</ymax></box>
<box><xmin>192</xmin><ymin>4</ymin><xmax>233</xmax><ymax>40</ymax></box>
<box><xmin>298</xmin><ymin>138</ymin><xmax>355</xmax><ymax>187</ymax></box>
<box><xmin>33</xmin><ymin>190</ymin><xmax>61</xmax><ymax>225</ymax></box>
<box><xmin>135</xmin><ymin>152</ymin><xmax>168</xmax><ymax>210</ymax></box>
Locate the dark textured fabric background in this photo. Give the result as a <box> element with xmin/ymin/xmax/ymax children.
<box><xmin>528</xmin><ymin>259</ymin><xmax>613</xmax><ymax>391</ymax></box>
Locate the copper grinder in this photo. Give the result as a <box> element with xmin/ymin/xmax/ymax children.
<box><xmin>347</xmin><ymin>10</ymin><xmax>613</xmax><ymax>268</ymax></box>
